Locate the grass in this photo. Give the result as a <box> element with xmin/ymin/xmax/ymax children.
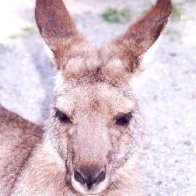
<box><xmin>8</xmin><ymin>26</ymin><xmax>38</xmax><ymax>40</ymax></box>
<box><xmin>102</xmin><ymin>8</ymin><xmax>131</xmax><ymax>23</ymax></box>
<box><xmin>9</xmin><ymin>34</ymin><xmax>21</xmax><ymax>39</ymax></box>
<box><xmin>22</xmin><ymin>26</ymin><xmax>38</xmax><ymax>34</ymax></box>
<box><xmin>171</xmin><ymin>5</ymin><xmax>182</xmax><ymax>21</ymax></box>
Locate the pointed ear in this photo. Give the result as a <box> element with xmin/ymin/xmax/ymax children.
<box><xmin>35</xmin><ymin>0</ymin><xmax>98</xmax><ymax>75</ymax></box>
<box><xmin>101</xmin><ymin>0</ymin><xmax>172</xmax><ymax>83</ymax></box>
<box><xmin>120</xmin><ymin>0</ymin><xmax>172</xmax><ymax>57</ymax></box>
<box><xmin>35</xmin><ymin>0</ymin><xmax>81</xmax><ymax>54</ymax></box>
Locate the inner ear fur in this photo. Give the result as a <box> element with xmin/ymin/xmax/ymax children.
<box><xmin>101</xmin><ymin>0</ymin><xmax>172</xmax><ymax>84</ymax></box>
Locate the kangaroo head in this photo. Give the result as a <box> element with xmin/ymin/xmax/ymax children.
<box><xmin>35</xmin><ymin>0</ymin><xmax>171</xmax><ymax>194</ymax></box>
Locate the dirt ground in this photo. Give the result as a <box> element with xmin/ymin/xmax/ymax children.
<box><xmin>0</xmin><ymin>0</ymin><xmax>195</xmax><ymax>195</ymax></box>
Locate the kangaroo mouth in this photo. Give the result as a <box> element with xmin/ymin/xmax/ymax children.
<box><xmin>70</xmin><ymin>173</ymin><xmax>109</xmax><ymax>195</ymax></box>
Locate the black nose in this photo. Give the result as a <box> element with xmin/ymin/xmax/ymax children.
<box><xmin>74</xmin><ymin>167</ymin><xmax>106</xmax><ymax>189</ymax></box>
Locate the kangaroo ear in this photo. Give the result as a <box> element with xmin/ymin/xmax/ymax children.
<box><xmin>35</xmin><ymin>0</ymin><xmax>98</xmax><ymax>74</ymax></box>
<box><xmin>101</xmin><ymin>0</ymin><xmax>172</xmax><ymax>84</ymax></box>
<box><xmin>35</xmin><ymin>0</ymin><xmax>80</xmax><ymax>54</ymax></box>
<box><xmin>120</xmin><ymin>0</ymin><xmax>172</xmax><ymax>57</ymax></box>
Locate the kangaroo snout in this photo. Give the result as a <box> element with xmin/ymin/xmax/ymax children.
<box><xmin>72</xmin><ymin>164</ymin><xmax>108</xmax><ymax>194</ymax></box>
<box><xmin>74</xmin><ymin>166</ymin><xmax>106</xmax><ymax>189</ymax></box>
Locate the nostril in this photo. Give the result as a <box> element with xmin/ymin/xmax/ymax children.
<box><xmin>95</xmin><ymin>169</ymin><xmax>106</xmax><ymax>184</ymax></box>
<box><xmin>74</xmin><ymin>167</ymin><xmax>106</xmax><ymax>189</ymax></box>
<box><xmin>74</xmin><ymin>170</ymin><xmax>85</xmax><ymax>185</ymax></box>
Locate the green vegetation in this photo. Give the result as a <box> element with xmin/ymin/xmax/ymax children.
<box><xmin>102</xmin><ymin>8</ymin><xmax>131</xmax><ymax>23</ymax></box>
<box><xmin>9</xmin><ymin>34</ymin><xmax>20</xmax><ymax>39</ymax></box>
<box><xmin>8</xmin><ymin>26</ymin><xmax>38</xmax><ymax>40</ymax></box>
<box><xmin>171</xmin><ymin>5</ymin><xmax>182</xmax><ymax>21</ymax></box>
<box><xmin>22</xmin><ymin>26</ymin><xmax>38</xmax><ymax>34</ymax></box>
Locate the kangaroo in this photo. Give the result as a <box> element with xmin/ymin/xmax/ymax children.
<box><xmin>0</xmin><ymin>106</ymin><xmax>42</xmax><ymax>195</ymax></box>
<box><xmin>0</xmin><ymin>0</ymin><xmax>172</xmax><ymax>195</ymax></box>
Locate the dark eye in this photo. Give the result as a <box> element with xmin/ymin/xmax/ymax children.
<box><xmin>55</xmin><ymin>109</ymin><xmax>71</xmax><ymax>124</ymax></box>
<box><xmin>115</xmin><ymin>112</ymin><xmax>133</xmax><ymax>126</ymax></box>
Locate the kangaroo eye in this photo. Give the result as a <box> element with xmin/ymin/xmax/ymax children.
<box><xmin>115</xmin><ymin>112</ymin><xmax>133</xmax><ymax>126</ymax></box>
<box><xmin>55</xmin><ymin>109</ymin><xmax>71</xmax><ymax>124</ymax></box>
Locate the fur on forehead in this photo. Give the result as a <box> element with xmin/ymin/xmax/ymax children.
<box><xmin>100</xmin><ymin>41</ymin><xmax>141</xmax><ymax>85</ymax></box>
<box><xmin>53</xmin><ymin>41</ymin><xmax>138</xmax><ymax>86</ymax></box>
<box><xmin>53</xmin><ymin>37</ymin><xmax>101</xmax><ymax>80</ymax></box>
<box><xmin>52</xmin><ymin>37</ymin><xmax>136</xmax><ymax>86</ymax></box>
<box><xmin>54</xmin><ymin>71</ymin><xmax>137</xmax><ymax>114</ymax></box>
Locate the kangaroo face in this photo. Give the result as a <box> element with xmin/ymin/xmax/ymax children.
<box><xmin>35</xmin><ymin>0</ymin><xmax>171</xmax><ymax>194</ymax></box>
<box><xmin>51</xmin><ymin>77</ymin><xmax>141</xmax><ymax>194</ymax></box>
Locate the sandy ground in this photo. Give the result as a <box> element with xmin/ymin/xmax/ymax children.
<box><xmin>0</xmin><ymin>0</ymin><xmax>196</xmax><ymax>195</ymax></box>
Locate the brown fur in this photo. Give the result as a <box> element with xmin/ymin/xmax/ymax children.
<box><xmin>0</xmin><ymin>0</ymin><xmax>172</xmax><ymax>195</ymax></box>
<box><xmin>0</xmin><ymin>106</ymin><xmax>42</xmax><ymax>196</ymax></box>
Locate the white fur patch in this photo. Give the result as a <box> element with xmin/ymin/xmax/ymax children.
<box><xmin>55</xmin><ymin>71</ymin><xmax>65</xmax><ymax>91</ymax></box>
<box><xmin>43</xmin><ymin>136</ymin><xmax>64</xmax><ymax>167</ymax></box>
<box><xmin>71</xmin><ymin>174</ymin><xmax>109</xmax><ymax>195</ymax></box>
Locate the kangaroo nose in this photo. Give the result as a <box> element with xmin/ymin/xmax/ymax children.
<box><xmin>74</xmin><ymin>167</ymin><xmax>106</xmax><ymax>189</ymax></box>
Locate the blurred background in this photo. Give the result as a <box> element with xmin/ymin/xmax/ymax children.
<box><xmin>0</xmin><ymin>0</ymin><xmax>195</xmax><ymax>195</ymax></box>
